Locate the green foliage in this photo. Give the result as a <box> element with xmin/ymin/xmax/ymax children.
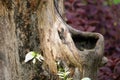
<box><xmin>104</xmin><ymin>0</ymin><xmax>120</xmax><ymax>6</ymax></box>
<box><xmin>113</xmin><ymin>0</ymin><xmax>120</xmax><ymax>5</ymax></box>
<box><xmin>24</xmin><ymin>51</ymin><xmax>44</xmax><ymax>64</ymax></box>
<box><xmin>24</xmin><ymin>52</ymin><xmax>91</xmax><ymax>80</ymax></box>
<box><xmin>57</xmin><ymin>61</ymin><xmax>72</xmax><ymax>80</ymax></box>
<box><xmin>56</xmin><ymin>61</ymin><xmax>92</xmax><ymax>80</ymax></box>
<box><xmin>57</xmin><ymin>70</ymin><xmax>72</xmax><ymax>80</ymax></box>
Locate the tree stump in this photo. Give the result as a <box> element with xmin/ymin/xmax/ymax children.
<box><xmin>37</xmin><ymin>0</ymin><xmax>105</xmax><ymax>80</ymax></box>
<box><xmin>0</xmin><ymin>0</ymin><xmax>106</xmax><ymax>80</ymax></box>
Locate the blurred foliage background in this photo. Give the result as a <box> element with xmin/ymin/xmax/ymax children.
<box><xmin>64</xmin><ymin>0</ymin><xmax>120</xmax><ymax>80</ymax></box>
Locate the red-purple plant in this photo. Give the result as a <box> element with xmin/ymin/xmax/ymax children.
<box><xmin>65</xmin><ymin>0</ymin><xmax>120</xmax><ymax>80</ymax></box>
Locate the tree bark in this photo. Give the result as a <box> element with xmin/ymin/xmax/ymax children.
<box><xmin>0</xmin><ymin>0</ymin><xmax>105</xmax><ymax>80</ymax></box>
<box><xmin>37</xmin><ymin>0</ymin><xmax>105</xmax><ymax>80</ymax></box>
<box><xmin>0</xmin><ymin>1</ymin><xmax>22</xmax><ymax>80</ymax></box>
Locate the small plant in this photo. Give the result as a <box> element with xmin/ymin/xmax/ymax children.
<box><xmin>57</xmin><ymin>61</ymin><xmax>72</xmax><ymax>80</ymax></box>
<box><xmin>57</xmin><ymin>68</ymin><xmax>72</xmax><ymax>80</ymax></box>
<box><xmin>24</xmin><ymin>51</ymin><xmax>44</xmax><ymax>64</ymax></box>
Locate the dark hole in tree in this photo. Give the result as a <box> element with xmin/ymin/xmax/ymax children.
<box><xmin>72</xmin><ymin>35</ymin><xmax>98</xmax><ymax>51</ymax></box>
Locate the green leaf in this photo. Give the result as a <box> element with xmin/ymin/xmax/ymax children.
<box><xmin>32</xmin><ymin>58</ymin><xmax>36</xmax><ymax>64</ymax></box>
<box><xmin>36</xmin><ymin>53</ymin><xmax>44</xmax><ymax>62</ymax></box>
<box><xmin>24</xmin><ymin>51</ymin><xmax>36</xmax><ymax>63</ymax></box>
<box><xmin>58</xmin><ymin>72</ymin><xmax>64</xmax><ymax>75</ymax></box>
<box><xmin>24</xmin><ymin>51</ymin><xmax>44</xmax><ymax>63</ymax></box>
<box><xmin>66</xmin><ymin>78</ymin><xmax>73</xmax><ymax>80</ymax></box>
<box><xmin>64</xmin><ymin>71</ymin><xmax>70</xmax><ymax>76</ymax></box>
<box><xmin>113</xmin><ymin>0</ymin><xmax>120</xmax><ymax>4</ymax></box>
<box><xmin>59</xmin><ymin>76</ymin><xmax>64</xmax><ymax>79</ymax></box>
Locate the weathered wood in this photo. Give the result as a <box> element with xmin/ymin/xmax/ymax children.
<box><xmin>0</xmin><ymin>0</ymin><xmax>41</xmax><ymax>80</ymax></box>
<box><xmin>0</xmin><ymin>1</ymin><xmax>22</xmax><ymax>79</ymax></box>
<box><xmin>0</xmin><ymin>0</ymin><xmax>105</xmax><ymax>80</ymax></box>
<box><xmin>37</xmin><ymin>0</ymin><xmax>105</xmax><ymax>80</ymax></box>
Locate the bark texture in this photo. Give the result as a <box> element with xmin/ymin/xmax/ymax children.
<box><xmin>0</xmin><ymin>1</ymin><xmax>21</xmax><ymax>80</ymax></box>
<box><xmin>0</xmin><ymin>0</ymin><xmax>105</xmax><ymax>80</ymax></box>
<box><xmin>0</xmin><ymin>0</ymin><xmax>40</xmax><ymax>80</ymax></box>
<box><xmin>37</xmin><ymin>0</ymin><xmax>105</xmax><ymax>80</ymax></box>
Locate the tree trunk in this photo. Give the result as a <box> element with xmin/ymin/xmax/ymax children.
<box><xmin>0</xmin><ymin>0</ymin><xmax>105</xmax><ymax>80</ymax></box>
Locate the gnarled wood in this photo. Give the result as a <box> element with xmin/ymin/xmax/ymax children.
<box><xmin>37</xmin><ymin>0</ymin><xmax>105</xmax><ymax>80</ymax></box>
<box><xmin>0</xmin><ymin>0</ymin><xmax>105</xmax><ymax>80</ymax></box>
